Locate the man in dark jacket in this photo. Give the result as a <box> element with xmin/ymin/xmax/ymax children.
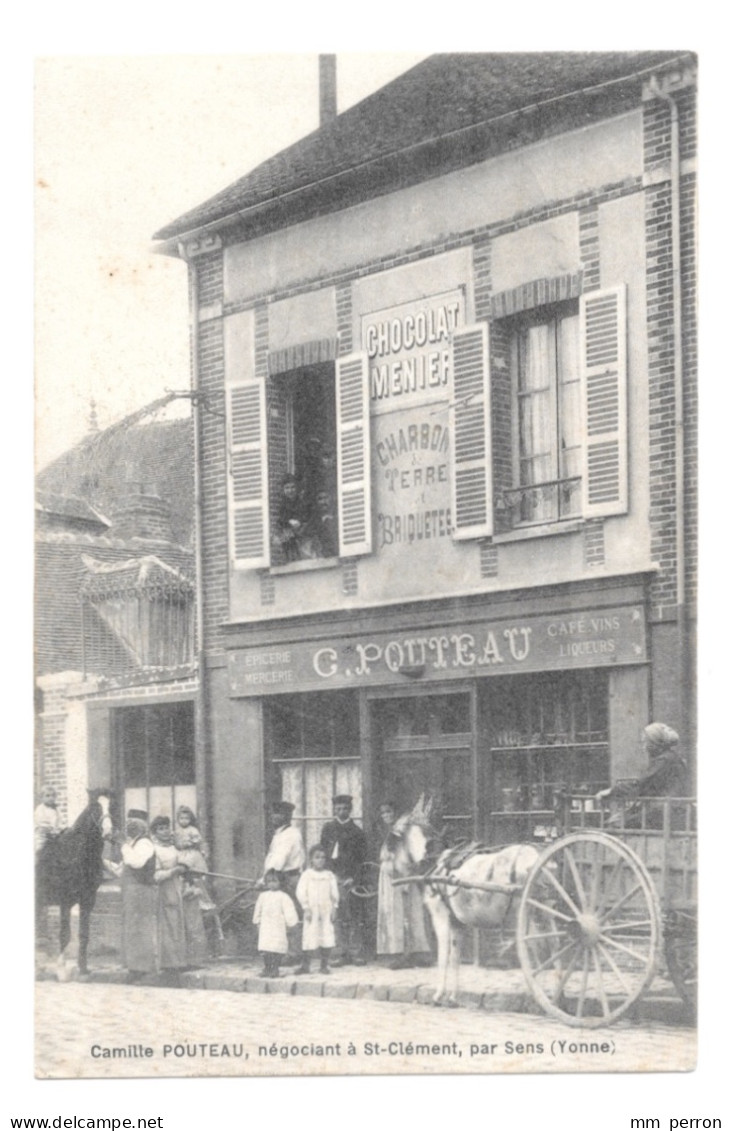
<box><xmin>320</xmin><ymin>795</ymin><xmax>368</xmax><ymax>965</ymax></box>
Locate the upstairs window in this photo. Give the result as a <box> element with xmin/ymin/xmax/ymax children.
<box><xmin>512</xmin><ymin>302</ymin><xmax>582</xmax><ymax>525</ymax></box>
<box><xmin>269</xmin><ymin>364</ymin><xmax>339</xmax><ymax>565</ymax></box>
<box><xmin>226</xmin><ymin>351</ymin><xmax>371</xmax><ymax>570</ymax></box>
<box><xmin>494</xmin><ymin>286</ymin><xmax>628</xmax><ymax>530</ymax></box>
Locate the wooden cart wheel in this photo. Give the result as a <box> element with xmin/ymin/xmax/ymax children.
<box><xmin>664</xmin><ymin>910</ymin><xmax>697</xmax><ymax>1009</ymax></box>
<box><xmin>516</xmin><ymin>831</ymin><xmax>661</xmax><ymax>1028</ymax></box>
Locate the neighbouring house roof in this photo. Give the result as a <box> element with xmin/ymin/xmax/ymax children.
<box><xmin>36</xmin><ymin>491</ymin><xmax>110</xmax><ymax>534</ymax></box>
<box><xmin>37</xmin><ymin>417</ymin><xmax>194</xmax><ymax>548</ymax></box>
<box><xmin>35</xmin><ymin>414</ymin><xmax>195</xmax><ymax>678</ymax></box>
<box><xmin>80</xmin><ymin>554</ymin><xmax>194</xmax><ymax>597</ymax></box>
<box><xmin>154</xmin><ymin>51</ymin><xmax>693</xmax><ymax>247</ymax></box>
<box><xmin>35</xmin><ymin>536</ymin><xmax>194</xmax><ymax>677</ymax></box>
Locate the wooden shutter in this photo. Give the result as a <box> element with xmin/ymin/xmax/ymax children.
<box><xmin>336</xmin><ymin>352</ymin><xmax>372</xmax><ymax>557</ymax></box>
<box><xmin>226</xmin><ymin>380</ymin><xmax>270</xmax><ymax>569</ymax></box>
<box><xmin>450</xmin><ymin>322</ymin><xmax>493</xmax><ymax>540</ymax></box>
<box><xmin>580</xmin><ymin>285</ymin><xmax>628</xmax><ymax>517</ymax></box>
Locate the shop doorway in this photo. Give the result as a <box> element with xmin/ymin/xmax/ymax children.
<box><xmin>371</xmin><ymin>691</ymin><xmax>474</xmax><ymax>842</ymax></box>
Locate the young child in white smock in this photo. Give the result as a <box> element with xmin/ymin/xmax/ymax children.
<box><xmin>295</xmin><ymin>845</ymin><xmax>339</xmax><ymax>974</ymax></box>
<box><xmin>252</xmin><ymin>869</ymin><xmax>298</xmax><ymax>977</ymax></box>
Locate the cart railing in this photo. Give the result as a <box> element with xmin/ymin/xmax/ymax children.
<box><xmin>559</xmin><ymin>795</ymin><xmax>697</xmax><ymax>910</ymax></box>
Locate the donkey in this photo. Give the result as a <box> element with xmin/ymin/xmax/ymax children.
<box><xmin>392</xmin><ymin>795</ymin><xmax>541</xmax><ymax>1007</ymax></box>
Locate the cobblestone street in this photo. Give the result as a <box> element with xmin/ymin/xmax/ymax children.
<box><xmin>35</xmin><ymin>980</ymin><xmax>695</xmax><ymax>1080</ymax></box>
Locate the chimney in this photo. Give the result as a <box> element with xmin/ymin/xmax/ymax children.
<box><xmin>319</xmin><ymin>54</ymin><xmax>337</xmax><ymax>126</ymax></box>
<box><xmin>110</xmin><ymin>484</ymin><xmax>174</xmax><ymax>542</ymax></box>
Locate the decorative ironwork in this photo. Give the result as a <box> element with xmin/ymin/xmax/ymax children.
<box><xmin>81</xmin><ymin>555</ymin><xmax>195</xmax><ymax>677</ymax></box>
<box><xmin>494</xmin><ymin>476</ymin><xmax>582</xmax><ymax>530</ymax></box>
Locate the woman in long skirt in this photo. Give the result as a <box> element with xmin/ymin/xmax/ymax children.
<box><xmin>112</xmin><ymin>812</ymin><xmax>158</xmax><ymax>982</ymax></box>
<box><xmin>376</xmin><ymin>802</ymin><xmax>431</xmax><ymax>969</ymax></box>
<box><xmin>150</xmin><ymin>815</ymin><xmax>188</xmax><ymax>979</ymax></box>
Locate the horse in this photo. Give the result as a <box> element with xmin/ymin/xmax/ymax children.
<box><xmin>35</xmin><ymin>790</ymin><xmax>114</xmax><ymax>976</ymax></box>
<box><xmin>391</xmin><ymin>795</ymin><xmax>542</xmax><ymax>1007</ymax></box>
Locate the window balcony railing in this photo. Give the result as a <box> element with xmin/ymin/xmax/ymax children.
<box><xmin>494</xmin><ymin>475</ymin><xmax>582</xmax><ymax>531</ymax></box>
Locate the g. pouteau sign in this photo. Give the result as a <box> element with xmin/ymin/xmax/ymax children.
<box><xmin>228</xmin><ymin>606</ymin><xmax>647</xmax><ymax>696</ymax></box>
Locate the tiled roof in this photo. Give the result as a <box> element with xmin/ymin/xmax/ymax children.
<box><xmin>36</xmin><ymin>491</ymin><xmax>110</xmax><ymax>531</ymax></box>
<box><xmin>80</xmin><ymin>553</ymin><xmax>194</xmax><ymax>595</ymax></box>
<box><xmin>37</xmin><ymin>418</ymin><xmax>194</xmax><ymax>548</ymax></box>
<box><xmin>35</xmin><ymin>536</ymin><xmax>194</xmax><ymax>677</ymax></box>
<box><xmin>36</xmin><ymin>413</ymin><xmax>195</xmax><ymax>677</ymax></box>
<box><xmin>154</xmin><ymin>51</ymin><xmax>692</xmax><ymax>245</ymax></box>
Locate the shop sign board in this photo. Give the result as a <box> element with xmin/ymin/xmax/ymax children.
<box><xmin>229</xmin><ymin>605</ymin><xmax>647</xmax><ymax>696</ymax></box>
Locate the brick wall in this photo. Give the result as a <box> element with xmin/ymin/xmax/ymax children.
<box><xmin>36</xmin><ymin>681</ymin><xmax>71</xmax><ymax>822</ymax></box>
<box><xmin>335</xmin><ymin>281</ymin><xmax>353</xmax><ymax>354</ymax></box>
<box><xmin>221</xmin><ymin>178</ymin><xmax>643</xmax><ymax>319</ymax></box>
<box><xmin>579</xmin><ymin>203</ymin><xmax>600</xmax><ymax>293</ymax></box>
<box><xmin>194</xmin><ymin>252</ymin><xmax>229</xmax><ymax>659</ymax></box>
<box><xmin>192</xmin><ymin>111</ymin><xmax>695</xmax><ymax>638</ymax></box>
<box><xmin>644</xmin><ymin>89</ymin><xmax>697</xmax><ymax>619</ymax></box>
<box><xmin>198</xmin><ymin>253</ymin><xmax>224</xmax><ymax>308</ymax></box>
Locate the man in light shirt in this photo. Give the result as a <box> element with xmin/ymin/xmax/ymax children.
<box><xmin>262</xmin><ymin>800</ymin><xmax>305</xmax><ymax>961</ymax></box>
<box><xmin>263</xmin><ymin>801</ymin><xmax>305</xmax><ymax>898</ymax></box>
<box><xmin>34</xmin><ymin>785</ymin><xmax>62</xmax><ymax>854</ymax></box>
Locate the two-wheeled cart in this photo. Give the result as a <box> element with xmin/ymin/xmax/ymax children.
<box><xmin>515</xmin><ymin>795</ymin><xmax>697</xmax><ymax>1027</ymax></box>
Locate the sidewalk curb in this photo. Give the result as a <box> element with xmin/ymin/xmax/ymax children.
<box><xmin>35</xmin><ymin>962</ymin><xmax>695</xmax><ymax>1027</ymax></box>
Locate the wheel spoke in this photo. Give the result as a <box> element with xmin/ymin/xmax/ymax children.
<box><xmin>598</xmin><ymin>932</ymin><xmax>651</xmax><ymax>965</ymax></box>
<box><xmin>543</xmin><ymin>864</ymin><xmax>583</xmax><ymax>918</ymax></box>
<box><xmin>596</xmin><ymin>940</ymin><xmax>632</xmax><ymax>995</ymax></box>
<box><xmin>601</xmin><ymin>881</ymin><xmax>643</xmax><ymax>922</ymax></box>
<box><xmin>554</xmin><ymin>944</ymin><xmax>581</xmax><ymax>999</ymax></box>
<box><xmin>592</xmin><ymin>946</ymin><xmax>611</xmax><ymax>1018</ymax></box>
<box><xmin>563</xmin><ymin>847</ymin><xmax>588</xmax><ymax>911</ymax></box>
<box><xmin>529</xmin><ymin>937</ymin><xmax>578</xmax><ymax>976</ymax></box>
<box><xmin>525</xmin><ymin>897</ymin><xmax>574</xmax><ymax>924</ymax></box>
<box><xmin>595</xmin><ymin>852</ymin><xmax>622</xmax><ymax>913</ymax></box>
<box><xmin>579</xmin><ymin>950</ymin><xmax>588</xmax><ymax>1022</ymax></box>
<box><xmin>588</xmin><ymin>841</ymin><xmax>606</xmax><ymax>909</ymax></box>
<box><xmin>600</xmin><ymin>918</ymin><xmax>654</xmax><ymax>933</ymax></box>
<box><xmin>523</xmin><ymin>928</ymin><xmax>568</xmax><ymax>942</ymax></box>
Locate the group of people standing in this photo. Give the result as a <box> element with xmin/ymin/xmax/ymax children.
<box><xmin>34</xmin><ymin>788</ymin><xmax>434</xmax><ymax>980</ymax></box>
<box><xmin>107</xmin><ymin>806</ymin><xmax>223</xmax><ymax>984</ymax></box>
<box><xmin>252</xmin><ymin>794</ymin><xmax>431</xmax><ymax>977</ymax></box>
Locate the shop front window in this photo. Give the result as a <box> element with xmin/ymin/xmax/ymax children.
<box><xmin>113</xmin><ymin>701</ymin><xmax>196</xmax><ymax>823</ymax></box>
<box><xmin>265</xmin><ymin>691</ymin><xmax>361</xmax><ymax>852</ymax></box>
<box><xmin>487</xmin><ymin>670</ymin><xmax>609</xmax><ymax>840</ymax></box>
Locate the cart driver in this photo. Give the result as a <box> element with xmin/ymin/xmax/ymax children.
<box><xmin>595</xmin><ymin>722</ymin><xmax>689</xmax><ymax>827</ymax></box>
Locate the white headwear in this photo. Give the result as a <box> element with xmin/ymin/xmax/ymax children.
<box><xmin>644</xmin><ymin>722</ymin><xmax>679</xmax><ymax>754</ymax></box>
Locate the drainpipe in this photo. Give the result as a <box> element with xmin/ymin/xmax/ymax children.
<box><xmin>646</xmin><ymin>71</ymin><xmax>690</xmax><ymax>738</ymax></box>
<box><xmin>186</xmin><ymin>256</ymin><xmax>211</xmax><ymax>851</ymax></box>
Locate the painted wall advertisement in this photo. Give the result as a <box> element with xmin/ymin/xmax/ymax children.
<box><xmin>362</xmin><ymin>289</ymin><xmax>464</xmax><ymax>573</ymax></box>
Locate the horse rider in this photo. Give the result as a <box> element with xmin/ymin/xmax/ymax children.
<box><xmin>35</xmin><ymin>785</ymin><xmax>62</xmax><ymax>855</ymax></box>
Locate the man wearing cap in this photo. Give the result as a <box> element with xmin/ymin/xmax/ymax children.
<box><xmin>320</xmin><ymin>795</ymin><xmax>368</xmax><ymax>966</ymax></box>
<box><xmin>261</xmin><ymin>801</ymin><xmax>306</xmax><ymax>961</ymax></box>
<box><xmin>263</xmin><ymin>801</ymin><xmax>306</xmax><ymax>901</ymax></box>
